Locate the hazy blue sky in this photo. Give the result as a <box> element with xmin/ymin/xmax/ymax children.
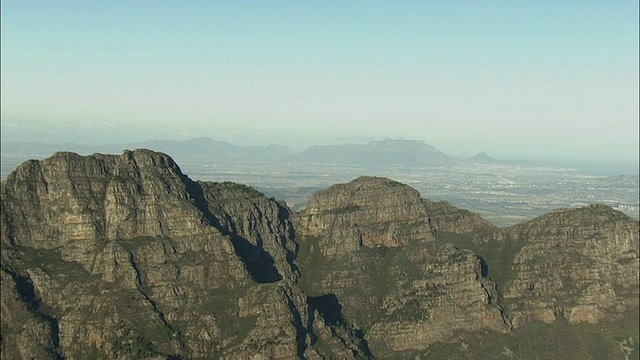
<box><xmin>1</xmin><ymin>1</ymin><xmax>638</xmax><ymax>166</ymax></box>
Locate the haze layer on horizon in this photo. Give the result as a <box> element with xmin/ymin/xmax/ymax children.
<box><xmin>1</xmin><ymin>1</ymin><xmax>638</xmax><ymax>168</ymax></box>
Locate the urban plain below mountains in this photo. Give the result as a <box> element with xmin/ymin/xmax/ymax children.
<box><xmin>2</xmin><ymin>138</ymin><xmax>638</xmax><ymax>227</ymax></box>
<box><xmin>1</xmin><ymin>149</ymin><xmax>638</xmax><ymax>359</ymax></box>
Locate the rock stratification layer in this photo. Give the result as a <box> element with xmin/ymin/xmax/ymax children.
<box><xmin>1</xmin><ymin>150</ymin><xmax>638</xmax><ymax>359</ymax></box>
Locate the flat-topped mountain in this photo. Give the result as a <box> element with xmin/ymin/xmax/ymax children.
<box><xmin>294</xmin><ymin>139</ymin><xmax>460</xmax><ymax>166</ymax></box>
<box><xmin>1</xmin><ymin>138</ymin><xmax>462</xmax><ymax>168</ymax></box>
<box><xmin>1</xmin><ymin>150</ymin><xmax>638</xmax><ymax>359</ymax></box>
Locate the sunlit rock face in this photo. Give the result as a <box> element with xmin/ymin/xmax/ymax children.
<box><xmin>0</xmin><ymin>150</ymin><xmax>368</xmax><ymax>359</ymax></box>
<box><xmin>294</xmin><ymin>176</ymin><xmax>510</xmax><ymax>357</ymax></box>
<box><xmin>295</xmin><ymin>176</ymin><xmax>437</xmax><ymax>256</ymax></box>
<box><xmin>1</xmin><ymin>150</ymin><xmax>638</xmax><ymax>359</ymax></box>
<box><xmin>502</xmin><ymin>205</ymin><xmax>639</xmax><ymax>328</ymax></box>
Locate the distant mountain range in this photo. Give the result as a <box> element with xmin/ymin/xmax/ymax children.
<box><xmin>0</xmin><ymin>138</ymin><xmax>292</xmax><ymax>162</ymax></box>
<box><xmin>1</xmin><ymin>138</ymin><xmax>519</xmax><ymax>168</ymax></box>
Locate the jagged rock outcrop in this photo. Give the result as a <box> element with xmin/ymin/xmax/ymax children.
<box><xmin>1</xmin><ymin>150</ymin><xmax>638</xmax><ymax>359</ymax></box>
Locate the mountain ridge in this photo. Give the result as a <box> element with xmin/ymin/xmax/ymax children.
<box><xmin>1</xmin><ymin>149</ymin><xmax>638</xmax><ymax>359</ymax></box>
<box><xmin>1</xmin><ymin>138</ymin><xmax>521</xmax><ymax>168</ymax></box>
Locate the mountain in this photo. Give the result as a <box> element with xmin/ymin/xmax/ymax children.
<box><xmin>0</xmin><ymin>150</ymin><xmax>369</xmax><ymax>359</ymax></box>
<box><xmin>1</xmin><ymin>150</ymin><xmax>638</xmax><ymax>359</ymax></box>
<box><xmin>501</xmin><ymin>205</ymin><xmax>639</xmax><ymax>327</ymax></box>
<box><xmin>1</xmin><ymin>138</ymin><xmax>459</xmax><ymax>181</ymax></box>
<box><xmin>133</xmin><ymin>138</ymin><xmax>293</xmax><ymax>162</ymax></box>
<box><xmin>1</xmin><ymin>139</ymin><xmax>544</xmax><ymax>180</ymax></box>
<box><xmin>3</xmin><ymin>138</ymin><xmax>457</xmax><ymax>167</ymax></box>
<box><xmin>468</xmin><ymin>151</ymin><xmax>501</xmax><ymax>164</ymax></box>
<box><xmin>295</xmin><ymin>139</ymin><xmax>460</xmax><ymax>166</ymax></box>
<box><xmin>293</xmin><ymin>176</ymin><xmax>509</xmax><ymax>357</ymax></box>
<box><xmin>0</xmin><ymin>137</ymin><xmax>292</xmax><ymax>165</ymax></box>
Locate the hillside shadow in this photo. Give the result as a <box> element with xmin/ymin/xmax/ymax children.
<box><xmin>479</xmin><ymin>257</ymin><xmax>488</xmax><ymax>277</ymax></box>
<box><xmin>182</xmin><ymin>176</ymin><xmax>282</xmax><ymax>283</ymax></box>
<box><xmin>308</xmin><ymin>293</ymin><xmax>345</xmax><ymax>326</ymax></box>
<box><xmin>307</xmin><ymin>293</ymin><xmax>374</xmax><ymax>358</ymax></box>
<box><xmin>274</xmin><ymin>200</ymin><xmax>301</xmax><ymax>278</ymax></box>
<box><xmin>228</xmin><ymin>235</ymin><xmax>282</xmax><ymax>283</ymax></box>
<box><xmin>4</xmin><ymin>268</ymin><xmax>63</xmax><ymax>359</ymax></box>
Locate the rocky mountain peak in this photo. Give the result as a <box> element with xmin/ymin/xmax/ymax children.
<box><xmin>1</xmin><ymin>149</ymin><xmax>204</xmax><ymax>251</ymax></box>
<box><xmin>295</xmin><ymin>176</ymin><xmax>435</xmax><ymax>255</ymax></box>
<box><xmin>2</xmin><ymin>149</ymin><xmax>376</xmax><ymax>359</ymax></box>
<box><xmin>500</xmin><ymin>204</ymin><xmax>639</xmax><ymax>328</ymax></box>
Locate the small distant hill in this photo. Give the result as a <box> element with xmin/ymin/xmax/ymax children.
<box><xmin>467</xmin><ymin>151</ymin><xmax>500</xmax><ymax>164</ymax></box>
<box><xmin>467</xmin><ymin>151</ymin><xmax>533</xmax><ymax>166</ymax></box>
<box><xmin>294</xmin><ymin>139</ymin><xmax>460</xmax><ymax>166</ymax></box>
<box><xmin>595</xmin><ymin>174</ymin><xmax>640</xmax><ymax>187</ymax></box>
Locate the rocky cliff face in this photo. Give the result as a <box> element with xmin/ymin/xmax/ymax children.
<box><xmin>295</xmin><ymin>176</ymin><xmax>436</xmax><ymax>256</ymax></box>
<box><xmin>422</xmin><ymin>198</ymin><xmax>498</xmax><ymax>237</ymax></box>
<box><xmin>2</xmin><ymin>150</ymin><xmax>638</xmax><ymax>359</ymax></box>
<box><xmin>501</xmin><ymin>205</ymin><xmax>639</xmax><ymax>328</ymax></box>
<box><xmin>0</xmin><ymin>150</ymin><xmax>368</xmax><ymax>359</ymax></box>
<box><xmin>294</xmin><ymin>177</ymin><xmax>510</xmax><ymax>357</ymax></box>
